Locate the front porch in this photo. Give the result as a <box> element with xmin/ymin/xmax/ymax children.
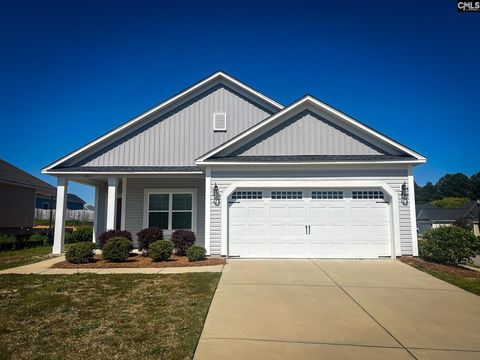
<box><xmin>51</xmin><ymin>174</ymin><xmax>207</xmax><ymax>254</ymax></box>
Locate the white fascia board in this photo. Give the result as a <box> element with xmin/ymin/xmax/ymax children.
<box><xmin>196</xmin><ymin>160</ymin><xmax>426</xmax><ymax>166</ymax></box>
<box><xmin>197</xmin><ymin>96</ymin><xmax>426</xmax><ymax>162</ymax></box>
<box><xmin>42</xmin><ymin>72</ymin><xmax>283</xmax><ymax>172</ymax></box>
<box><xmin>43</xmin><ymin>171</ymin><xmax>204</xmax><ymax>175</ymax></box>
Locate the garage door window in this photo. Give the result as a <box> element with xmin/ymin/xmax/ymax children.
<box><xmin>312</xmin><ymin>191</ymin><xmax>344</xmax><ymax>199</ymax></box>
<box><xmin>271</xmin><ymin>191</ymin><xmax>303</xmax><ymax>200</ymax></box>
<box><xmin>352</xmin><ymin>191</ymin><xmax>384</xmax><ymax>200</ymax></box>
<box><xmin>232</xmin><ymin>191</ymin><xmax>263</xmax><ymax>200</ymax></box>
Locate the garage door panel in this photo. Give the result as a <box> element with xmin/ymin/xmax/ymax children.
<box><xmin>228</xmin><ymin>190</ymin><xmax>391</xmax><ymax>259</ymax></box>
<box><xmin>288</xmin><ymin>207</ymin><xmax>306</xmax><ymax>218</ymax></box>
<box><xmin>247</xmin><ymin>224</ymin><xmax>266</xmax><ymax>236</ymax></box>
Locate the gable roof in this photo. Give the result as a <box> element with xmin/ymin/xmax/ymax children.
<box><xmin>0</xmin><ymin>159</ymin><xmax>55</xmax><ymax>194</ymax></box>
<box><xmin>196</xmin><ymin>95</ymin><xmax>426</xmax><ymax>164</ymax></box>
<box><xmin>417</xmin><ymin>201</ymin><xmax>479</xmax><ymax>222</ymax></box>
<box><xmin>42</xmin><ymin>71</ymin><xmax>284</xmax><ymax>173</ymax></box>
<box><xmin>67</xmin><ymin>193</ymin><xmax>86</xmax><ymax>204</ymax></box>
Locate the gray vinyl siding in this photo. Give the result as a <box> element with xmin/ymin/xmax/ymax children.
<box><xmin>233</xmin><ymin>110</ymin><xmax>386</xmax><ymax>157</ymax></box>
<box><xmin>74</xmin><ymin>85</ymin><xmax>272</xmax><ymax>167</ymax></box>
<box><xmin>124</xmin><ymin>177</ymin><xmax>205</xmax><ymax>247</ymax></box>
<box><xmin>209</xmin><ymin>169</ymin><xmax>413</xmax><ymax>256</ymax></box>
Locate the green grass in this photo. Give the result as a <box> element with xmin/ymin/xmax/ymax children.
<box><xmin>0</xmin><ymin>246</ymin><xmax>52</xmax><ymax>271</ymax></box>
<box><xmin>410</xmin><ymin>263</ymin><xmax>480</xmax><ymax>296</ymax></box>
<box><xmin>34</xmin><ymin>219</ymin><xmax>92</xmax><ymax>227</ymax></box>
<box><xmin>0</xmin><ymin>273</ymin><xmax>220</xmax><ymax>359</ymax></box>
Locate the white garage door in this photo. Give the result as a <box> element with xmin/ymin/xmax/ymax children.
<box><xmin>228</xmin><ymin>189</ymin><xmax>391</xmax><ymax>258</ymax></box>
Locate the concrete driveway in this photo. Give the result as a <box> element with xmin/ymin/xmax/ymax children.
<box><xmin>195</xmin><ymin>260</ymin><xmax>480</xmax><ymax>360</ymax></box>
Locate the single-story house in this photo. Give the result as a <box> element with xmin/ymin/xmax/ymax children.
<box><xmin>417</xmin><ymin>201</ymin><xmax>480</xmax><ymax>235</ymax></box>
<box><xmin>43</xmin><ymin>72</ymin><xmax>426</xmax><ymax>258</ymax></box>
<box><xmin>0</xmin><ymin>159</ymin><xmax>56</xmax><ymax>229</ymax></box>
<box><xmin>35</xmin><ymin>193</ymin><xmax>86</xmax><ymax>210</ymax></box>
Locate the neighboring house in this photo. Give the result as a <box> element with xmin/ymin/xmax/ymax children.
<box><xmin>35</xmin><ymin>193</ymin><xmax>86</xmax><ymax>210</ymax></box>
<box><xmin>0</xmin><ymin>159</ymin><xmax>55</xmax><ymax>229</ymax></box>
<box><xmin>417</xmin><ymin>201</ymin><xmax>480</xmax><ymax>235</ymax></box>
<box><xmin>43</xmin><ymin>71</ymin><xmax>426</xmax><ymax>257</ymax></box>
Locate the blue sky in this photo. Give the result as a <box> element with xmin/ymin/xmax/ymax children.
<box><xmin>1</xmin><ymin>0</ymin><xmax>478</xmax><ymax>205</ymax></box>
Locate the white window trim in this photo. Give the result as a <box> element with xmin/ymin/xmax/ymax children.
<box><xmin>143</xmin><ymin>188</ymin><xmax>197</xmax><ymax>235</ymax></box>
<box><xmin>213</xmin><ymin>113</ymin><xmax>227</xmax><ymax>131</ymax></box>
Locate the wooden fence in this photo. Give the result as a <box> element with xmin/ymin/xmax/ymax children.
<box><xmin>35</xmin><ymin>209</ymin><xmax>95</xmax><ymax>222</ymax></box>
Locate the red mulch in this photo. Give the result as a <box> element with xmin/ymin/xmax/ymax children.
<box><xmin>53</xmin><ymin>254</ymin><xmax>226</xmax><ymax>269</ymax></box>
<box><xmin>399</xmin><ymin>256</ymin><xmax>480</xmax><ymax>279</ymax></box>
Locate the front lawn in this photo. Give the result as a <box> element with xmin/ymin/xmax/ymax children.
<box><xmin>0</xmin><ymin>273</ymin><xmax>220</xmax><ymax>359</ymax></box>
<box><xmin>0</xmin><ymin>246</ymin><xmax>52</xmax><ymax>270</ymax></box>
<box><xmin>401</xmin><ymin>257</ymin><xmax>480</xmax><ymax>296</ymax></box>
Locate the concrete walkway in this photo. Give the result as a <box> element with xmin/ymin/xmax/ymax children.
<box><xmin>0</xmin><ymin>255</ymin><xmax>224</xmax><ymax>274</ymax></box>
<box><xmin>195</xmin><ymin>260</ymin><xmax>480</xmax><ymax>360</ymax></box>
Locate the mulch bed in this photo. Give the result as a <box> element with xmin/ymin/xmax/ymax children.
<box><xmin>399</xmin><ymin>256</ymin><xmax>480</xmax><ymax>279</ymax></box>
<box><xmin>53</xmin><ymin>254</ymin><xmax>226</xmax><ymax>268</ymax></box>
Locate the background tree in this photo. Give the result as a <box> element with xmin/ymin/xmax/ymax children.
<box><xmin>431</xmin><ymin>197</ymin><xmax>470</xmax><ymax>208</ymax></box>
<box><xmin>469</xmin><ymin>171</ymin><xmax>480</xmax><ymax>200</ymax></box>
<box><xmin>436</xmin><ymin>173</ymin><xmax>472</xmax><ymax>198</ymax></box>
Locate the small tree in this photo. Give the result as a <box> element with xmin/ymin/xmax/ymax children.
<box><xmin>419</xmin><ymin>226</ymin><xmax>480</xmax><ymax>265</ymax></box>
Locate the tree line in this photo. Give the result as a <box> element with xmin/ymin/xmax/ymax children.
<box><xmin>415</xmin><ymin>172</ymin><xmax>480</xmax><ymax>204</ymax></box>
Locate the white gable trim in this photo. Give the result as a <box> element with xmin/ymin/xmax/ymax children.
<box><xmin>196</xmin><ymin>96</ymin><xmax>426</xmax><ymax>162</ymax></box>
<box><xmin>42</xmin><ymin>72</ymin><xmax>283</xmax><ymax>173</ymax></box>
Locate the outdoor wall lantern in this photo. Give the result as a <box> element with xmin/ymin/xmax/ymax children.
<box><xmin>401</xmin><ymin>182</ymin><xmax>409</xmax><ymax>206</ymax></box>
<box><xmin>213</xmin><ymin>183</ymin><xmax>221</xmax><ymax>206</ymax></box>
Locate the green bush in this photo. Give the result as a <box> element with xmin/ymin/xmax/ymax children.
<box><xmin>69</xmin><ymin>225</ymin><xmax>93</xmax><ymax>243</ymax></box>
<box><xmin>419</xmin><ymin>226</ymin><xmax>480</xmax><ymax>265</ymax></box>
<box><xmin>28</xmin><ymin>233</ymin><xmax>48</xmax><ymax>247</ymax></box>
<box><xmin>149</xmin><ymin>240</ymin><xmax>174</xmax><ymax>262</ymax></box>
<box><xmin>0</xmin><ymin>235</ymin><xmax>16</xmax><ymax>251</ymax></box>
<box><xmin>99</xmin><ymin>230</ymin><xmax>132</xmax><ymax>248</ymax></box>
<box><xmin>102</xmin><ymin>237</ymin><xmax>133</xmax><ymax>262</ymax></box>
<box><xmin>65</xmin><ymin>242</ymin><xmax>96</xmax><ymax>264</ymax></box>
<box><xmin>187</xmin><ymin>245</ymin><xmax>206</xmax><ymax>262</ymax></box>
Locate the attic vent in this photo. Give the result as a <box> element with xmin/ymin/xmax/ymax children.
<box><xmin>213</xmin><ymin>113</ymin><xmax>227</xmax><ymax>131</ymax></box>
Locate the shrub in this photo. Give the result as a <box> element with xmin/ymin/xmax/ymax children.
<box><xmin>102</xmin><ymin>237</ymin><xmax>133</xmax><ymax>262</ymax></box>
<box><xmin>149</xmin><ymin>240</ymin><xmax>174</xmax><ymax>262</ymax></box>
<box><xmin>65</xmin><ymin>242</ymin><xmax>96</xmax><ymax>264</ymax></box>
<box><xmin>70</xmin><ymin>225</ymin><xmax>93</xmax><ymax>243</ymax></box>
<box><xmin>137</xmin><ymin>227</ymin><xmax>164</xmax><ymax>250</ymax></box>
<box><xmin>171</xmin><ymin>230</ymin><xmax>196</xmax><ymax>256</ymax></box>
<box><xmin>28</xmin><ymin>233</ymin><xmax>48</xmax><ymax>247</ymax></box>
<box><xmin>419</xmin><ymin>226</ymin><xmax>480</xmax><ymax>265</ymax></box>
<box><xmin>187</xmin><ymin>245</ymin><xmax>206</xmax><ymax>262</ymax></box>
<box><xmin>99</xmin><ymin>230</ymin><xmax>132</xmax><ymax>248</ymax></box>
<box><xmin>0</xmin><ymin>235</ymin><xmax>16</xmax><ymax>251</ymax></box>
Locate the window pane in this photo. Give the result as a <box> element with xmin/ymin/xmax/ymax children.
<box><xmin>172</xmin><ymin>212</ymin><xmax>192</xmax><ymax>229</ymax></box>
<box><xmin>149</xmin><ymin>212</ymin><xmax>168</xmax><ymax>229</ymax></box>
<box><xmin>172</xmin><ymin>194</ymin><xmax>192</xmax><ymax>210</ymax></box>
<box><xmin>149</xmin><ymin>194</ymin><xmax>169</xmax><ymax>211</ymax></box>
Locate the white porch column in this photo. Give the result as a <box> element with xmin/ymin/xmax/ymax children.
<box><xmin>204</xmin><ymin>167</ymin><xmax>211</xmax><ymax>255</ymax></box>
<box><xmin>92</xmin><ymin>185</ymin><xmax>99</xmax><ymax>244</ymax></box>
<box><xmin>106</xmin><ymin>176</ymin><xmax>118</xmax><ymax>230</ymax></box>
<box><xmin>53</xmin><ymin>177</ymin><xmax>68</xmax><ymax>254</ymax></box>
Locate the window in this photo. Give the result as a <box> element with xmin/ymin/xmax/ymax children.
<box><xmin>232</xmin><ymin>191</ymin><xmax>263</xmax><ymax>200</ymax></box>
<box><xmin>147</xmin><ymin>191</ymin><xmax>194</xmax><ymax>230</ymax></box>
<box><xmin>213</xmin><ymin>113</ymin><xmax>227</xmax><ymax>131</ymax></box>
<box><xmin>352</xmin><ymin>191</ymin><xmax>385</xmax><ymax>200</ymax></box>
<box><xmin>271</xmin><ymin>191</ymin><xmax>303</xmax><ymax>200</ymax></box>
<box><xmin>312</xmin><ymin>191</ymin><xmax>344</xmax><ymax>200</ymax></box>
<box><xmin>42</xmin><ymin>202</ymin><xmax>50</xmax><ymax>209</ymax></box>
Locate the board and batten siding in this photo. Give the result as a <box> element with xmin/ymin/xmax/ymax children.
<box><xmin>123</xmin><ymin>177</ymin><xmax>205</xmax><ymax>247</ymax></box>
<box><xmin>233</xmin><ymin>110</ymin><xmax>386</xmax><ymax>157</ymax></box>
<box><xmin>75</xmin><ymin>85</ymin><xmax>273</xmax><ymax>167</ymax></box>
<box><xmin>209</xmin><ymin>169</ymin><xmax>413</xmax><ymax>256</ymax></box>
